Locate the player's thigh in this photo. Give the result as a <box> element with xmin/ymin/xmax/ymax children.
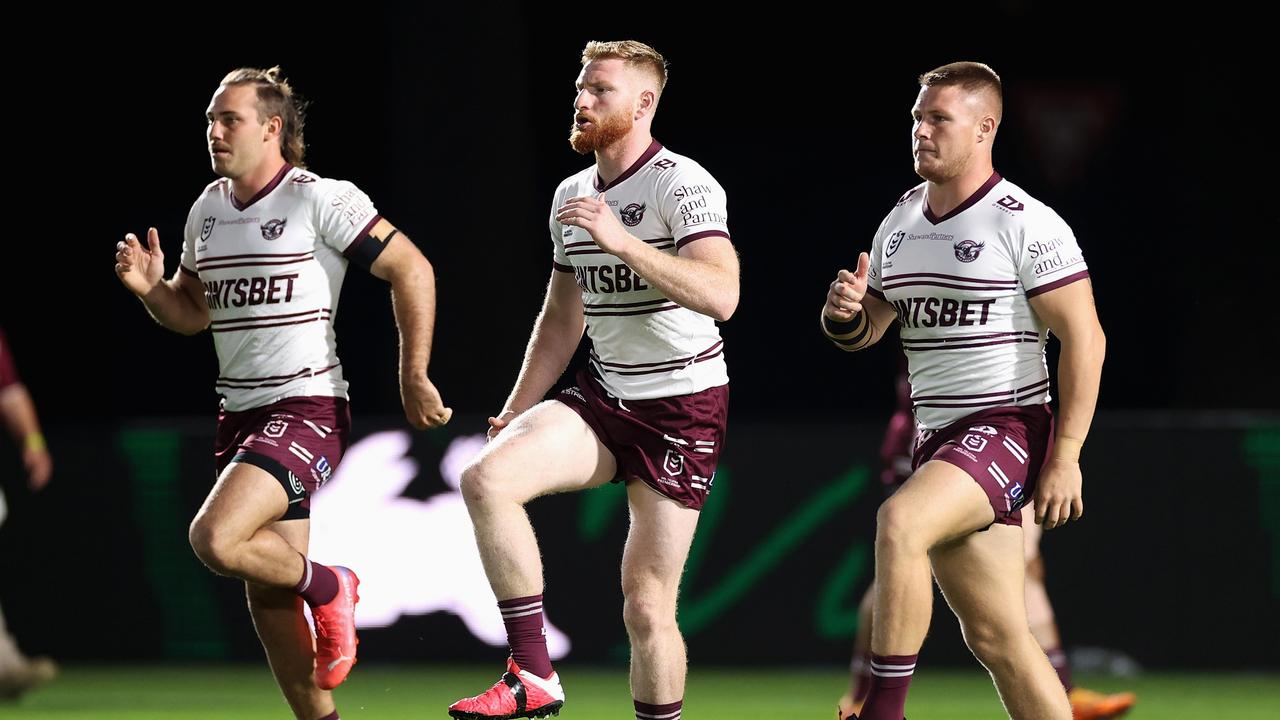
<box><xmin>882</xmin><ymin>459</ymin><xmax>997</xmax><ymax>549</ymax></box>
<box><xmin>468</xmin><ymin>399</ymin><xmax>617</xmax><ymax>501</ymax></box>
<box><xmin>1020</xmin><ymin>507</ymin><xmax>1042</xmax><ymax>564</ymax></box>
<box><xmin>193</xmin><ymin>461</ymin><xmax>290</xmax><ymax>541</ymax></box>
<box><xmin>930</xmin><ymin>523</ymin><xmax>1028</xmax><ymax>637</ymax></box>
<box><xmin>621</xmin><ymin>480</ymin><xmax>700</xmax><ymax>597</ymax></box>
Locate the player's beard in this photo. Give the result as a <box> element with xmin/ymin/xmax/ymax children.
<box><xmin>569</xmin><ymin>109</ymin><xmax>634</xmax><ymax>154</ymax></box>
<box><xmin>914</xmin><ymin>147</ymin><xmax>970</xmax><ymax>184</ymax></box>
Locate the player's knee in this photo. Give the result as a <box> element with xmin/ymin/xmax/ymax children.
<box><xmin>962</xmin><ymin>623</ymin><xmax>1019</xmax><ymax>674</ymax></box>
<box><xmin>875</xmin><ymin>497</ymin><xmax>925</xmax><ymax>555</ymax></box>
<box><xmin>188</xmin><ymin>516</ymin><xmax>238</xmax><ymax>575</ymax></box>
<box><xmin>622</xmin><ymin>587</ymin><xmax>676</xmax><ymax>640</ymax></box>
<box><xmin>459</xmin><ymin>460</ymin><xmax>496</xmax><ymax>506</ymax></box>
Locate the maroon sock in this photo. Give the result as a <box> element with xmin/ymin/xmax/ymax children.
<box><xmin>294</xmin><ymin>557</ymin><xmax>338</xmax><ymax>607</ymax></box>
<box><xmin>1045</xmin><ymin>647</ymin><xmax>1073</xmax><ymax>692</ymax></box>
<box><xmin>499</xmin><ymin>594</ymin><xmax>553</xmax><ymax>678</ymax></box>
<box><xmin>860</xmin><ymin>653</ymin><xmax>917</xmax><ymax>720</ymax></box>
<box><xmin>852</xmin><ymin>650</ymin><xmax>874</xmax><ymax>704</ymax></box>
<box><xmin>635</xmin><ymin>699</ymin><xmax>682</xmax><ymax>720</ymax></box>
<box><xmin>315</xmin><ymin>712</ymin><xmax>338</xmax><ymax>720</ymax></box>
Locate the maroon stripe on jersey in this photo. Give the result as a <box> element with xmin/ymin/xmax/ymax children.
<box><xmin>210</xmin><ymin>309</ymin><xmax>332</xmax><ymax>326</ymax></box>
<box><xmin>210</xmin><ymin>316</ymin><xmax>331</xmax><ymax>333</ymax></box>
<box><xmin>564</xmin><ymin>240</ymin><xmax>598</xmax><ymax>249</ymax></box>
<box><xmin>198</xmin><ymin>251</ymin><xmax>314</xmax><ymax>264</ymax></box>
<box><xmin>230</xmin><ymin>163</ymin><xmax>292</xmax><ymax>211</ymax></box>
<box><xmin>595</xmin><ymin>139</ymin><xmax>663</xmax><ymax>192</ymax></box>
<box><xmin>915</xmin><ymin>392</ymin><xmax>1049</xmax><ymax>409</ymax></box>
<box><xmin>644</xmin><ymin>237</ymin><xmax>675</xmax><ymax>244</ymax></box>
<box><xmin>884</xmin><ymin>272</ymin><xmax>1017</xmax><ymax>285</ymax></box>
<box><xmin>180</xmin><ymin>265</ymin><xmax>199</xmax><ymax>278</ymax></box>
<box><xmin>912</xmin><ymin>378</ymin><xmax>1050</xmax><ymax>402</ymax></box>
<box><xmin>922</xmin><ymin>171</ymin><xmax>1001</xmax><ymax>225</ymax></box>
<box><xmin>216</xmin><ymin>363</ymin><xmax>341</xmax><ymax>386</ymax></box>
<box><xmin>595</xmin><ymin>347</ymin><xmax>724</xmax><ymax>376</ymax></box>
<box><xmin>585</xmin><ymin>298</ymin><xmax>673</xmax><ymax>310</ymax></box>
<box><xmin>593</xmin><ymin>340</ymin><xmax>724</xmax><ymax>368</ymax></box>
<box><xmin>882</xmin><ymin>280</ymin><xmax>1015</xmax><ymax>291</ymax></box>
<box><xmin>566</xmin><ymin>248</ymin><xmax>611</xmax><ymax>257</ymax></box>
<box><xmin>676</xmin><ymin>230</ymin><xmax>730</xmax><ymax>249</ymax></box>
<box><xmin>584</xmin><ymin>304</ymin><xmax>680</xmax><ymax>317</ymax></box>
<box><xmin>867</xmin><ymin>286</ymin><xmax>887</xmax><ymax>301</ymax></box>
<box><xmin>906</xmin><ymin>330</ymin><xmax>1044</xmax><ymax>343</ymax></box>
<box><xmin>904</xmin><ymin>338</ymin><xmax>1040</xmax><ymax>351</ymax></box>
<box><xmin>198</xmin><ymin>256</ymin><xmax>315</xmax><ymax>270</ymax></box>
<box><xmin>1025</xmin><ymin>269</ymin><xmax>1090</xmax><ymax>298</ymax></box>
<box><xmin>341</xmin><ymin>215</ymin><xmax>385</xmax><ymax>259</ymax></box>
<box><xmin>553</xmin><ymin>261</ymin><xmax>574</xmax><ymax>273</ymax></box>
<box><xmin>216</xmin><ymin>363</ymin><xmax>341</xmax><ymax>388</ymax></box>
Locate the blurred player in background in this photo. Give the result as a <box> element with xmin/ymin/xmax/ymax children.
<box><xmin>0</xmin><ymin>327</ymin><xmax>57</xmax><ymax>700</ymax></box>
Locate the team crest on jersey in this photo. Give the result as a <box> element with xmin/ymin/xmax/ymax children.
<box><xmin>663</xmin><ymin>449</ymin><xmax>685</xmax><ymax>477</ymax></box>
<box><xmin>261</xmin><ymin>218</ymin><xmax>288</xmax><ymax>241</ymax></box>
<box><xmin>885</xmin><ymin>230</ymin><xmax>906</xmax><ymax>257</ymax></box>
<box><xmin>953</xmin><ymin>239</ymin><xmax>985</xmax><ymax>263</ymax></box>
<box><xmin>621</xmin><ymin>203</ymin><xmax>647</xmax><ymax>226</ymax></box>
<box><xmin>200</xmin><ymin>216</ymin><xmax>216</xmax><ymax>242</ymax></box>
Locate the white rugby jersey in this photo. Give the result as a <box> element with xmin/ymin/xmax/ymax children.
<box><xmin>866</xmin><ymin>173</ymin><xmax>1089</xmax><ymax>430</ymax></box>
<box><xmin>551</xmin><ymin>140</ymin><xmax>731</xmax><ymax>400</ymax></box>
<box><xmin>178</xmin><ymin>164</ymin><xmax>381</xmax><ymax>411</ymax></box>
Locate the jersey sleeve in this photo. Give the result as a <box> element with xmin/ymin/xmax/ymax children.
<box><xmin>658</xmin><ymin>163</ymin><xmax>730</xmax><ymax>249</ymax></box>
<box><xmin>865</xmin><ymin>214</ymin><xmax>892</xmax><ymax>301</ymax></box>
<box><xmin>1019</xmin><ymin>205</ymin><xmax>1089</xmax><ymax>298</ymax></box>
<box><xmin>178</xmin><ymin>194</ymin><xmax>205</xmax><ymax>280</ymax></box>
<box><xmin>314</xmin><ymin>178</ymin><xmax>382</xmax><ymax>259</ymax></box>
<box><xmin>550</xmin><ymin>184</ymin><xmax>573</xmax><ymax>272</ymax></box>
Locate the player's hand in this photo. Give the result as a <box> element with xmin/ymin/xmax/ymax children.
<box><xmin>824</xmin><ymin>252</ymin><xmax>871</xmax><ymax>322</ymax></box>
<box><xmin>24</xmin><ymin>447</ymin><xmax>52</xmax><ymax>491</ymax></box>
<box><xmin>1033</xmin><ymin>458</ymin><xmax>1083</xmax><ymax>529</ymax></box>
<box><xmin>116</xmin><ymin>227</ymin><xmax>166</xmax><ymax>297</ymax></box>
<box><xmin>402</xmin><ymin>375</ymin><xmax>452</xmax><ymax>429</ymax></box>
<box><xmin>556</xmin><ymin>192</ymin><xmax>634</xmax><ymax>255</ymax></box>
<box><xmin>486</xmin><ymin>409</ymin><xmax>518</xmax><ymax>441</ymax></box>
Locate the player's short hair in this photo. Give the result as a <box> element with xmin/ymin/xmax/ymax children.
<box><xmin>582</xmin><ymin>40</ymin><xmax>668</xmax><ymax>94</ymax></box>
<box><xmin>220</xmin><ymin>66</ymin><xmax>308</xmax><ymax>167</ymax></box>
<box><xmin>919</xmin><ymin>62</ymin><xmax>1002</xmax><ymax>121</ymax></box>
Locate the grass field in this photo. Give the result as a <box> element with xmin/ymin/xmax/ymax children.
<box><xmin>4</xmin><ymin>665</ymin><xmax>1277</xmax><ymax>719</ymax></box>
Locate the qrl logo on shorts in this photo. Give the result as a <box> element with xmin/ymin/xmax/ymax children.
<box><xmin>663</xmin><ymin>449</ymin><xmax>685</xmax><ymax>477</ymax></box>
<box><xmin>287</xmin><ymin>471</ymin><xmax>305</xmax><ymax>496</ymax></box>
<box><xmin>264</xmin><ymin>419</ymin><xmax>289</xmax><ymax>438</ymax></box>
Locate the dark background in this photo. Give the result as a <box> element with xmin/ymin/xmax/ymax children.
<box><xmin>0</xmin><ymin>4</ymin><xmax>1276</xmax><ymax>669</ymax></box>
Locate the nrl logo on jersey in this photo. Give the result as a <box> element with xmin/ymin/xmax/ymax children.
<box><xmin>261</xmin><ymin>218</ymin><xmax>288</xmax><ymax>241</ymax></box>
<box><xmin>954</xmin><ymin>239</ymin><xmax>985</xmax><ymax>263</ymax></box>
<box><xmin>996</xmin><ymin>194</ymin><xmax>1025</xmax><ymax>212</ymax></box>
<box><xmin>621</xmin><ymin>203</ymin><xmax>647</xmax><ymax>227</ymax></box>
<box><xmin>886</xmin><ymin>230</ymin><xmax>906</xmax><ymax>257</ymax></box>
<box><xmin>200</xmin><ymin>216</ymin><xmax>216</xmax><ymax>242</ymax></box>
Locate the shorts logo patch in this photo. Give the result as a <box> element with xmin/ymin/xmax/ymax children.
<box><xmin>287</xmin><ymin>471</ymin><xmax>305</xmax><ymax>496</ymax></box>
<box><xmin>663</xmin><ymin>449</ymin><xmax>685</xmax><ymax>477</ymax></box>
<box><xmin>961</xmin><ymin>434</ymin><xmax>989</xmax><ymax>452</ymax></box>
<box><xmin>264</xmin><ymin>419</ymin><xmax>289</xmax><ymax>438</ymax></box>
<box><xmin>316</xmin><ymin>456</ymin><xmax>332</xmax><ymax>485</ymax></box>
